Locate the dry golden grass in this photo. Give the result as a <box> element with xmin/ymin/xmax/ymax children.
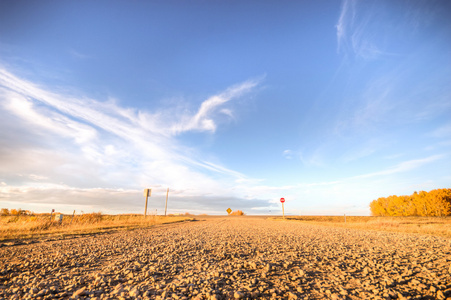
<box><xmin>275</xmin><ymin>216</ymin><xmax>451</xmax><ymax>239</ymax></box>
<box><xmin>0</xmin><ymin>213</ymin><xmax>192</xmax><ymax>241</ymax></box>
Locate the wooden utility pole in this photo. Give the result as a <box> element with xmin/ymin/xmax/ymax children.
<box><xmin>70</xmin><ymin>210</ymin><xmax>75</xmax><ymax>225</ymax></box>
<box><xmin>164</xmin><ymin>188</ymin><xmax>169</xmax><ymax>216</ymax></box>
<box><xmin>144</xmin><ymin>189</ymin><xmax>151</xmax><ymax>218</ymax></box>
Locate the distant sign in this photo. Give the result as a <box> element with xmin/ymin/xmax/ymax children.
<box><xmin>55</xmin><ymin>214</ymin><xmax>63</xmax><ymax>223</ymax></box>
<box><xmin>280</xmin><ymin>198</ymin><xmax>285</xmax><ymax>203</ymax></box>
<box><xmin>226</xmin><ymin>208</ymin><xmax>232</xmax><ymax>214</ymax></box>
<box><xmin>144</xmin><ymin>189</ymin><xmax>151</xmax><ymax>197</ymax></box>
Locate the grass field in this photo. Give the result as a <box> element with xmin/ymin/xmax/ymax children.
<box><xmin>276</xmin><ymin>215</ymin><xmax>451</xmax><ymax>238</ymax></box>
<box><xmin>0</xmin><ymin>213</ymin><xmax>192</xmax><ymax>241</ymax></box>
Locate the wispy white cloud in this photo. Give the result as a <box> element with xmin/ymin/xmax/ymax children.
<box><xmin>336</xmin><ymin>0</ymin><xmax>399</xmax><ymax>60</ymax></box>
<box><xmin>350</xmin><ymin>25</ymin><xmax>385</xmax><ymax>60</ymax></box>
<box><xmin>170</xmin><ymin>78</ymin><xmax>261</xmax><ymax>134</ymax></box>
<box><xmin>0</xmin><ymin>68</ymin><xmax>265</xmax><ymax>212</ymax></box>
<box><xmin>2</xmin><ymin>89</ymin><xmax>97</xmax><ymax>144</ymax></box>
<box><xmin>282</xmin><ymin>149</ymin><xmax>293</xmax><ymax>159</ymax></box>
<box><xmin>351</xmin><ymin>154</ymin><xmax>445</xmax><ymax>179</ymax></box>
<box><xmin>333</xmin><ymin>57</ymin><xmax>451</xmax><ymax>142</ymax></box>
<box><xmin>291</xmin><ymin>154</ymin><xmax>445</xmax><ymax>193</ymax></box>
<box><xmin>336</xmin><ymin>0</ymin><xmax>356</xmax><ymax>55</ymax></box>
<box><xmin>296</xmin><ymin>155</ymin><xmax>445</xmax><ymax>189</ymax></box>
<box><xmin>69</xmin><ymin>49</ymin><xmax>92</xmax><ymax>60</ymax></box>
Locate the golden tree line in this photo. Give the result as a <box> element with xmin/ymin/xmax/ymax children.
<box><xmin>0</xmin><ymin>208</ymin><xmax>32</xmax><ymax>216</ymax></box>
<box><xmin>370</xmin><ymin>189</ymin><xmax>451</xmax><ymax>217</ymax></box>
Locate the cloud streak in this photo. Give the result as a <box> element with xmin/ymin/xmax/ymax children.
<box><xmin>0</xmin><ymin>68</ymin><xmax>266</xmax><ymax>213</ymax></box>
<box><xmin>336</xmin><ymin>0</ymin><xmax>400</xmax><ymax>60</ymax></box>
<box><xmin>171</xmin><ymin>79</ymin><xmax>261</xmax><ymax>134</ymax></box>
<box><xmin>350</xmin><ymin>154</ymin><xmax>445</xmax><ymax>179</ymax></box>
<box><xmin>336</xmin><ymin>0</ymin><xmax>356</xmax><ymax>55</ymax></box>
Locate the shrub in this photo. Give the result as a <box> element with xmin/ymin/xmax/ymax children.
<box><xmin>230</xmin><ymin>210</ymin><xmax>245</xmax><ymax>216</ymax></box>
<box><xmin>10</xmin><ymin>209</ymin><xmax>21</xmax><ymax>216</ymax></box>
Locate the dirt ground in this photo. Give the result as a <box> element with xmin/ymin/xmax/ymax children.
<box><xmin>1</xmin><ymin>216</ymin><xmax>450</xmax><ymax>299</ymax></box>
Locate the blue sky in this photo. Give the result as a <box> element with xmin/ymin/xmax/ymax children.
<box><xmin>0</xmin><ymin>0</ymin><xmax>450</xmax><ymax>215</ymax></box>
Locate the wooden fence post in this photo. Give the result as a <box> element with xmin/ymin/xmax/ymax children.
<box><xmin>164</xmin><ymin>188</ymin><xmax>169</xmax><ymax>216</ymax></box>
<box><xmin>70</xmin><ymin>210</ymin><xmax>75</xmax><ymax>225</ymax></box>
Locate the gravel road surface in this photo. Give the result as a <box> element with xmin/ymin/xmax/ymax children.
<box><xmin>1</xmin><ymin>217</ymin><xmax>451</xmax><ymax>299</ymax></box>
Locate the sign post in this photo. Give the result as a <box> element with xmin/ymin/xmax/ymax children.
<box><xmin>164</xmin><ymin>188</ymin><xmax>169</xmax><ymax>216</ymax></box>
<box><xmin>280</xmin><ymin>198</ymin><xmax>285</xmax><ymax>219</ymax></box>
<box><xmin>144</xmin><ymin>189</ymin><xmax>151</xmax><ymax>218</ymax></box>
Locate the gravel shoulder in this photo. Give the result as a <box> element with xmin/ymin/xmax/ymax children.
<box><xmin>1</xmin><ymin>217</ymin><xmax>450</xmax><ymax>299</ymax></box>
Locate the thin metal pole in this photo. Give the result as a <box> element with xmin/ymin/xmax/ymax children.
<box><xmin>282</xmin><ymin>202</ymin><xmax>285</xmax><ymax>219</ymax></box>
<box><xmin>164</xmin><ymin>188</ymin><xmax>169</xmax><ymax>216</ymax></box>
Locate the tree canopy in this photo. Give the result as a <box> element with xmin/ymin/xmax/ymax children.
<box><xmin>370</xmin><ymin>189</ymin><xmax>451</xmax><ymax>216</ymax></box>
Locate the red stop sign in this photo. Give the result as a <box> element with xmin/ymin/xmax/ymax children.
<box><xmin>280</xmin><ymin>198</ymin><xmax>285</xmax><ymax>203</ymax></box>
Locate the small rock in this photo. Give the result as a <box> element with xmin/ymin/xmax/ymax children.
<box><xmin>73</xmin><ymin>287</ymin><xmax>86</xmax><ymax>296</ymax></box>
<box><xmin>130</xmin><ymin>288</ymin><xmax>140</xmax><ymax>297</ymax></box>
